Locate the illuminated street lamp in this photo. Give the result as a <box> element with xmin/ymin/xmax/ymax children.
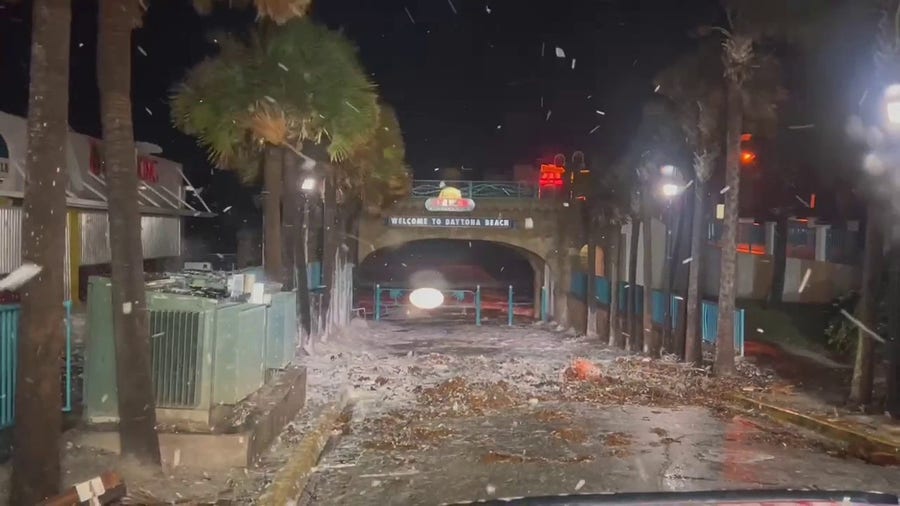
<box><xmin>300</xmin><ymin>176</ymin><xmax>317</xmax><ymax>192</ymax></box>
<box><xmin>889</xmin><ymin>101</ymin><xmax>900</xmax><ymax>125</ymax></box>
<box><xmin>661</xmin><ymin>183</ymin><xmax>681</xmax><ymax>198</ymax></box>
<box><xmin>885</xmin><ymin>84</ymin><xmax>900</xmax><ymax>126</ymax></box>
<box><xmin>657</xmin><ymin>164</ymin><xmax>686</xmax><ymax>354</ymax></box>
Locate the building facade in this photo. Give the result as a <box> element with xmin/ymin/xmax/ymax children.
<box><xmin>0</xmin><ymin>111</ymin><xmax>213</xmax><ymax>301</ymax></box>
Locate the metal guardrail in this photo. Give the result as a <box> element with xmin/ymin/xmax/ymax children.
<box><xmin>0</xmin><ymin>301</ymin><xmax>73</xmax><ymax>429</ymax></box>
<box><xmin>410</xmin><ymin>180</ymin><xmax>537</xmax><ymax>198</ymax></box>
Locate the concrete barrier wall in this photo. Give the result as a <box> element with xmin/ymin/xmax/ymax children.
<box><xmin>701</xmin><ymin>246</ymin><xmax>859</xmax><ymax>303</ymax></box>
<box><xmin>781</xmin><ymin>257</ymin><xmax>860</xmax><ymax>303</ymax></box>
<box><xmin>613</xmin><ymin>218</ymin><xmax>667</xmax><ymax>291</ymax></box>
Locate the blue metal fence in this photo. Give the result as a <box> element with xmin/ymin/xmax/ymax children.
<box><xmin>570</xmin><ymin>274</ymin><xmax>744</xmax><ymax>354</ymax></box>
<box><xmin>0</xmin><ymin>301</ymin><xmax>73</xmax><ymax>430</ymax></box>
<box><xmin>307</xmin><ymin>262</ymin><xmax>323</xmax><ymax>289</ymax></box>
<box><xmin>374</xmin><ymin>285</ymin><xmax>483</xmax><ymax>324</ymax></box>
<box><xmin>701</xmin><ymin>301</ymin><xmax>745</xmax><ymax>356</ymax></box>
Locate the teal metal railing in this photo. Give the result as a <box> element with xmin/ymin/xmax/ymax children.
<box><xmin>0</xmin><ymin>301</ymin><xmax>73</xmax><ymax>429</ymax></box>
<box><xmin>307</xmin><ymin>262</ymin><xmax>323</xmax><ymax>289</ymax></box>
<box><xmin>570</xmin><ymin>273</ymin><xmax>744</xmax><ymax>354</ymax></box>
<box><xmin>374</xmin><ymin>284</ymin><xmax>483</xmax><ymax>324</ymax></box>
<box><xmin>701</xmin><ymin>301</ymin><xmax>746</xmax><ymax>356</ymax></box>
<box><xmin>411</xmin><ymin>180</ymin><xmax>537</xmax><ymax>198</ymax></box>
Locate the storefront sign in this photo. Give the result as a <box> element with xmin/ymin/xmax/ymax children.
<box><xmin>89</xmin><ymin>141</ymin><xmax>160</xmax><ymax>183</ymax></box>
<box><xmin>425</xmin><ymin>186</ymin><xmax>475</xmax><ymax>212</ymax></box>
<box><xmin>386</xmin><ymin>216</ymin><xmax>513</xmax><ymax>229</ymax></box>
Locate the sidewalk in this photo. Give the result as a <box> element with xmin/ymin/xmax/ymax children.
<box><xmin>738</xmin><ymin>339</ymin><xmax>900</xmax><ymax>464</ymax></box>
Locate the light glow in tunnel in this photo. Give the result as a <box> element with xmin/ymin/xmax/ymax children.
<box><xmin>409</xmin><ymin>287</ymin><xmax>445</xmax><ymax>309</ymax></box>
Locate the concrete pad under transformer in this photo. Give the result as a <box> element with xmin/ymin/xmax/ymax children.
<box><xmin>69</xmin><ymin>366</ymin><xmax>307</xmax><ymax>470</ymax></box>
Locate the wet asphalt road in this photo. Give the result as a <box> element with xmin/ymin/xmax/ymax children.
<box><xmin>300</xmin><ymin>323</ymin><xmax>900</xmax><ymax>505</ymax></box>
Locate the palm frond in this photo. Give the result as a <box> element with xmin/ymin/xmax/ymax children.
<box><xmin>171</xmin><ymin>18</ymin><xmax>380</xmax><ymax>186</ymax></box>
<box><xmin>254</xmin><ymin>0</ymin><xmax>311</xmax><ymax>24</ymax></box>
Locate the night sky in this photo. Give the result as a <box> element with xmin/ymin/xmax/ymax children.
<box><xmin>0</xmin><ymin>0</ymin><xmax>881</xmax><ymax>257</ymax></box>
<box><xmin>2</xmin><ymin>0</ymin><xmax>723</xmax><ymax>184</ymax></box>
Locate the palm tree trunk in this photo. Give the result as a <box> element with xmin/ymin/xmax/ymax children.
<box><xmin>322</xmin><ymin>169</ymin><xmax>338</xmax><ymax>325</ymax></box>
<box><xmin>627</xmin><ymin>217</ymin><xmax>640</xmax><ymax>350</ymax></box>
<box><xmin>281</xmin><ymin>154</ymin><xmax>312</xmax><ymax>345</ymax></box>
<box><xmin>296</xmin><ymin>196</ymin><xmax>313</xmax><ymax>342</ymax></box>
<box><xmin>263</xmin><ymin>145</ymin><xmax>284</xmax><ymax>283</ymax></box>
<box><xmin>609</xmin><ymin>229</ymin><xmax>622</xmax><ymax>347</ymax></box>
<box><xmin>663</xmin><ymin>197</ymin><xmax>684</xmax><ymax>356</ymax></box>
<box><xmin>685</xmin><ymin>181</ymin><xmax>706</xmax><ymax>365</ymax></box>
<box><xmin>10</xmin><ymin>0</ymin><xmax>71</xmax><ymax>502</ymax></box>
<box><xmin>714</xmin><ymin>79</ymin><xmax>743</xmax><ymax>376</ymax></box>
<box><xmin>97</xmin><ymin>0</ymin><xmax>161</xmax><ymax>464</ymax></box>
<box><xmin>282</xmin><ymin>151</ymin><xmax>298</xmax><ymax>291</ymax></box>
<box><xmin>849</xmin><ymin>208</ymin><xmax>883</xmax><ymax>405</ymax></box>
<box><xmin>641</xmin><ymin>197</ymin><xmax>656</xmax><ymax>356</ymax></box>
<box><xmin>586</xmin><ymin>217</ymin><xmax>598</xmax><ymax>337</ymax></box>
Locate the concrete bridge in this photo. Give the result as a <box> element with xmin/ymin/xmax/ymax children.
<box><xmin>357</xmin><ymin>180</ymin><xmax>586</xmax><ymax>326</ymax></box>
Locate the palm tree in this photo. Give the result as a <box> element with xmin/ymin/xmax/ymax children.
<box><xmin>191</xmin><ymin>0</ymin><xmax>313</xmax><ymax>283</ymax></box>
<box><xmin>656</xmin><ymin>41</ymin><xmax>725</xmax><ymax>364</ymax></box>
<box><xmin>94</xmin><ymin>1</ymin><xmax>314</xmax><ymax>465</ymax></box>
<box><xmin>630</xmin><ymin>100</ymin><xmax>687</xmax><ymax>356</ymax></box>
<box><xmin>639</xmin><ymin>182</ymin><xmax>655</xmax><ymax>354</ymax></box>
<box><xmin>850</xmin><ymin>0</ymin><xmax>899</xmax><ymax>406</ymax></box>
<box><xmin>97</xmin><ymin>0</ymin><xmax>161</xmax><ymax>465</ymax></box>
<box><xmin>573</xmin><ymin>152</ymin><xmax>600</xmax><ymax>337</ymax></box>
<box><xmin>592</xmin><ymin>168</ymin><xmax>630</xmax><ymax>347</ymax></box>
<box><xmin>10</xmin><ymin>1</ymin><xmax>72</xmax><ymax>502</ymax></box>
<box><xmin>193</xmin><ymin>0</ymin><xmax>312</xmax><ymax>24</ymax></box>
<box><xmin>327</xmin><ymin>104</ymin><xmax>410</xmax><ymax>329</ymax></box>
<box><xmin>713</xmin><ymin>19</ymin><xmax>754</xmax><ymax>374</ymax></box>
<box><xmin>606</xmin><ymin>226</ymin><xmax>622</xmax><ymax>346</ymax></box>
<box><xmin>707</xmin><ymin>0</ymin><xmax>815</xmax><ymax>374</ymax></box>
<box><xmin>171</xmin><ymin>19</ymin><xmax>379</xmax><ymax>276</ymax></box>
<box><xmin>626</xmin><ymin>203</ymin><xmax>641</xmax><ymax>351</ymax></box>
<box><xmin>336</xmin><ymin>103</ymin><xmax>410</xmax><ymax>238</ymax></box>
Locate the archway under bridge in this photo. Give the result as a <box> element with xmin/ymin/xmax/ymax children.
<box><xmin>356</xmin><ymin>239</ymin><xmax>549</xmax><ymax>323</ymax></box>
<box><xmin>355</xmin><ymin>183</ymin><xmax>588</xmax><ymax>326</ymax></box>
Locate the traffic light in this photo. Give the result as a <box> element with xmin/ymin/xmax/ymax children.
<box><xmin>740</xmin><ymin>150</ymin><xmax>757</xmax><ymax>165</ymax></box>
<box><xmin>740</xmin><ymin>133</ymin><xmax>756</xmax><ymax>166</ymax></box>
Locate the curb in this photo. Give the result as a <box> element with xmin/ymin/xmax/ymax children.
<box><xmin>729</xmin><ymin>394</ymin><xmax>900</xmax><ymax>460</ymax></box>
<box><xmin>256</xmin><ymin>399</ymin><xmax>349</xmax><ymax>506</ymax></box>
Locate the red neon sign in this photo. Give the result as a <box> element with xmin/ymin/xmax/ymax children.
<box><xmin>89</xmin><ymin>141</ymin><xmax>159</xmax><ymax>183</ymax></box>
<box><xmin>539</xmin><ymin>164</ymin><xmax>565</xmax><ymax>189</ymax></box>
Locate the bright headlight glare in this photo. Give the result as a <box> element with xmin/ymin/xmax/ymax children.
<box><xmin>409</xmin><ymin>287</ymin><xmax>444</xmax><ymax>309</ymax></box>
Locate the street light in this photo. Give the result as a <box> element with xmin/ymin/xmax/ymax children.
<box><xmin>661</xmin><ymin>183</ymin><xmax>681</xmax><ymax>198</ymax></box>
<box><xmin>885</xmin><ymin>84</ymin><xmax>900</xmax><ymax>125</ymax></box>
<box><xmin>889</xmin><ymin>101</ymin><xmax>900</xmax><ymax>125</ymax></box>
<box><xmin>300</xmin><ymin>176</ymin><xmax>317</xmax><ymax>192</ymax></box>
